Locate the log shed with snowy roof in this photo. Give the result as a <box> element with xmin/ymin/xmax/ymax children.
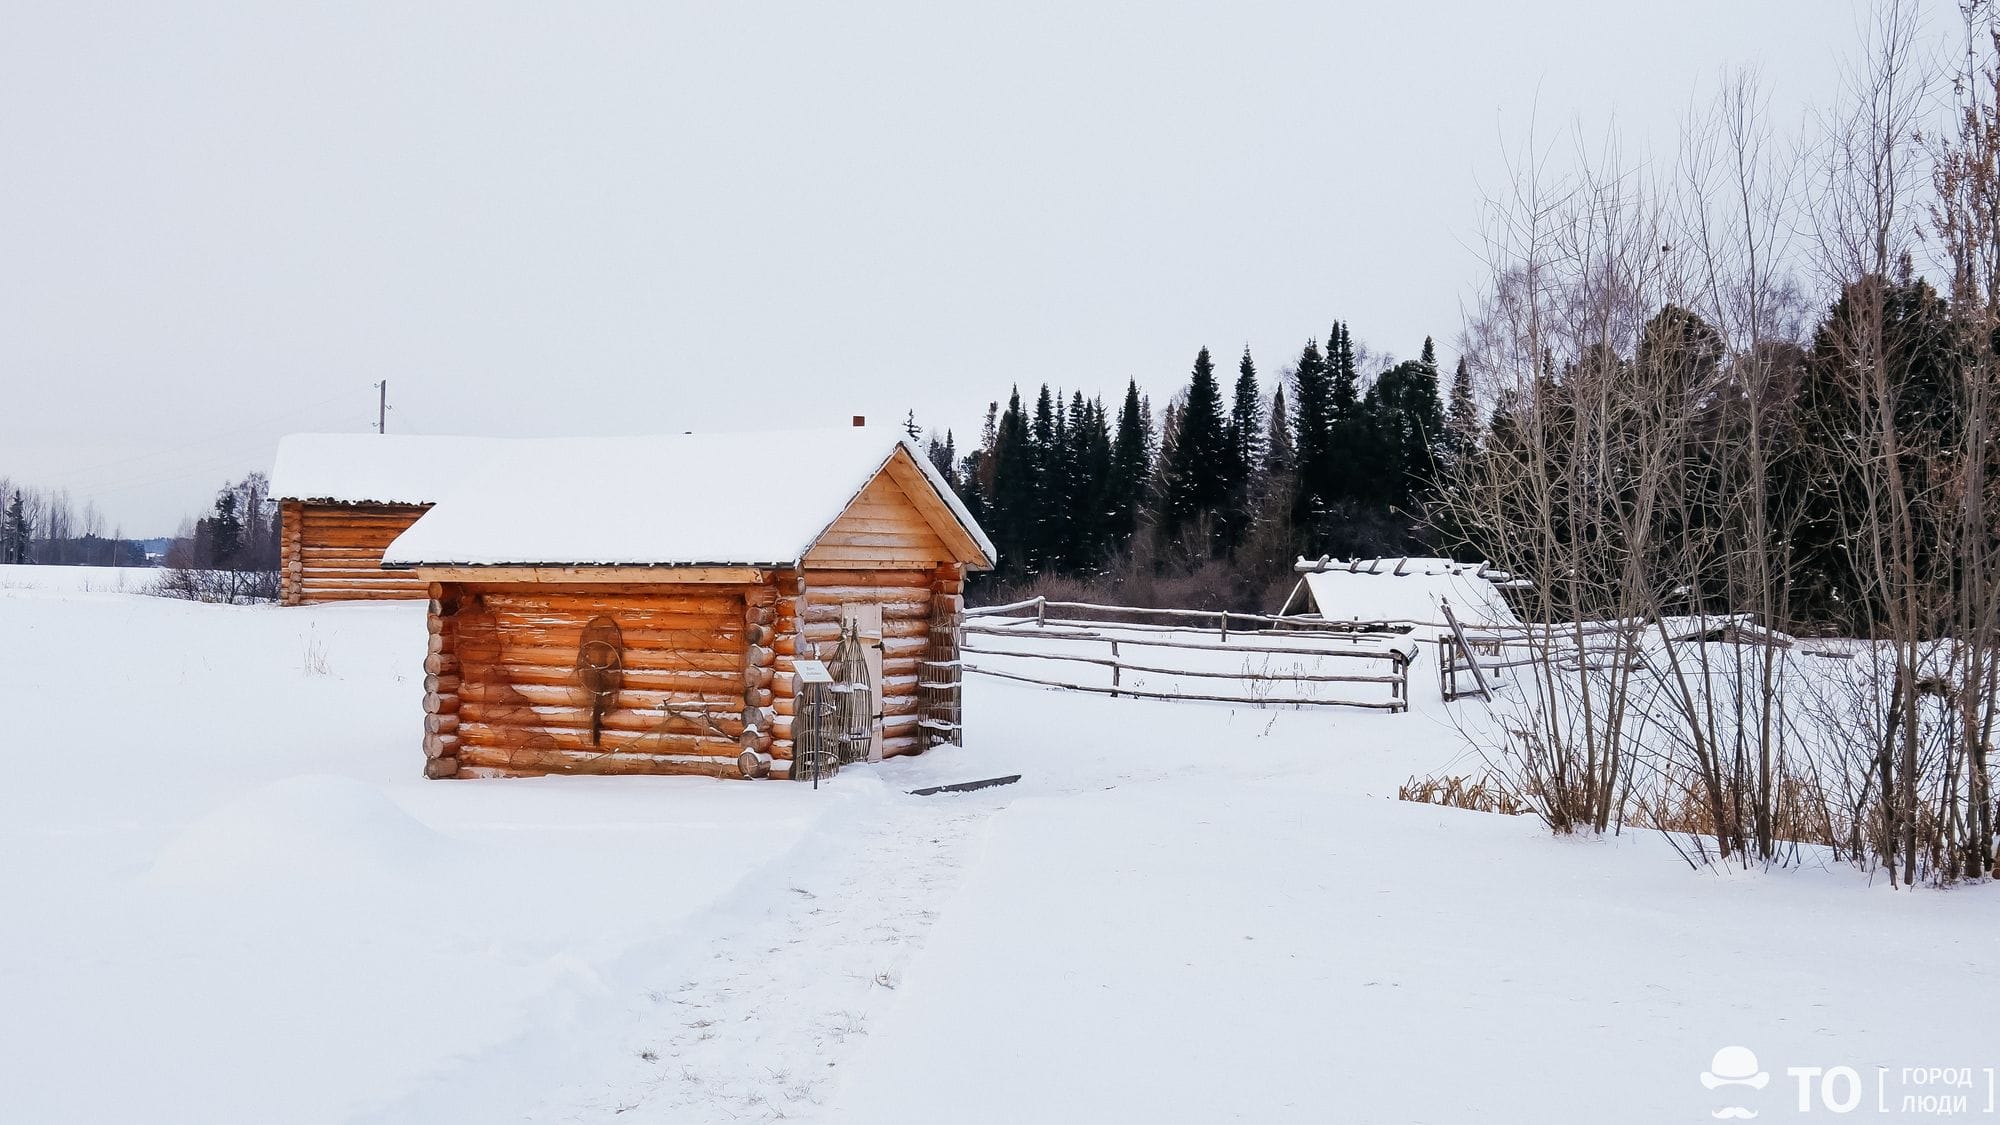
<box><xmin>1278</xmin><ymin>556</ymin><xmax>1525</xmax><ymax>636</ymax></box>
<box><xmin>1278</xmin><ymin>557</ymin><xmax>1528</xmax><ymax>704</ymax></box>
<box><xmin>269</xmin><ymin>434</ymin><xmax>492</xmax><ymax>604</ymax></box>
<box><xmin>371</xmin><ymin>430</ymin><xmax>994</xmax><ymax>780</ymax></box>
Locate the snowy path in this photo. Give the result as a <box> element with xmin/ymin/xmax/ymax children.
<box><xmin>374</xmin><ymin>782</ymin><xmax>1009</xmax><ymax>1123</ymax></box>
<box><xmin>528</xmin><ymin>789</ymin><xmax>1002</xmax><ymax>1122</ymax></box>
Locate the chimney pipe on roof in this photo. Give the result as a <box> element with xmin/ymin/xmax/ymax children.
<box><xmin>852</xmin><ymin>415</ymin><xmax>866</xmax><ymax>427</ymax></box>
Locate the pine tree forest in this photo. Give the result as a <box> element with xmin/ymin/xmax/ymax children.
<box><xmin>922</xmin><ymin>324</ymin><xmax>1454</xmax><ymax>610</ymax></box>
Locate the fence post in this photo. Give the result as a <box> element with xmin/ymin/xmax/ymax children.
<box><xmin>1220</xmin><ymin>611</ymin><xmax>1229</xmax><ymax>642</ymax></box>
<box><xmin>1440</xmin><ymin>599</ymin><xmax>1493</xmax><ymax>702</ymax></box>
<box><xmin>1109</xmin><ymin>639</ymin><xmax>1120</xmax><ymax>697</ymax></box>
<box><xmin>1036</xmin><ymin>596</ymin><xmax>1046</xmax><ymax>628</ymax></box>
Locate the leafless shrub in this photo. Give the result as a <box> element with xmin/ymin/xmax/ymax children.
<box><xmin>150</xmin><ymin>567</ymin><xmax>278</xmax><ymax>605</ymax></box>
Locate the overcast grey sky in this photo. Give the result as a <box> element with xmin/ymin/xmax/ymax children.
<box><xmin>1</xmin><ymin>1</ymin><xmax>1881</xmax><ymax>535</ymax></box>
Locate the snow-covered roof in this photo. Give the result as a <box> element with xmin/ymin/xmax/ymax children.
<box><xmin>270</xmin><ymin>433</ymin><xmax>494</xmax><ymax>506</ymax></box>
<box><xmin>304</xmin><ymin>429</ymin><xmax>997</xmax><ymax>569</ymax></box>
<box><xmin>1661</xmin><ymin>614</ymin><xmax>1795</xmax><ymax>648</ymax></box>
<box><xmin>1296</xmin><ymin>557</ymin><xmax>1522</xmax><ymax>629</ymax></box>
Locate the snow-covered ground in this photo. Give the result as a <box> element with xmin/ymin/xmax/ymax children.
<box><xmin>4</xmin><ymin>565</ymin><xmax>1996</xmax><ymax>1123</ymax></box>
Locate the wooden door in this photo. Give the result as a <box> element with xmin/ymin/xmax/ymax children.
<box><xmin>841</xmin><ymin>602</ymin><xmax>885</xmax><ymax>761</ymax></box>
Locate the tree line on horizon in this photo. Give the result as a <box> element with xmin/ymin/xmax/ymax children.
<box><xmin>914</xmin><ymin>266</ymin><xmax>1982</xmax><ymax>630</ymax></box>
<box><xmin>0</xmin><ymin>472</ymin><xmax>276</xmax><ymax>573</ymax></box>
<box><xmin>917</xmin><ymin>325</ymin><xmax>1477</xmax><ymax>609</ymax></box>
<box><xmin>0</xmin><ymin>480</ymin><xmax>148</xmax><ymax>567</ymax></box>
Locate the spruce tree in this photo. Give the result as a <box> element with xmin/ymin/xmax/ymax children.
<box><xmin>1151</xmin><ymin>397</ymin><xmax>1182</xmax><ymax>532</ymax></box>
<box><xmin>1054</xmin><ymin>390</ymin><xmax>1094</xmax><ymax>571</ymax></box>
<box><xmin>1410</xmin><ymin>337</ymin><xmax>1448</xmax><ymax>491</ymax></box>
<box><xmin>1075</xmin><ymin>396</ymin><xmax>1114</xmax><ymax>571</ymax></box>
<box><xmin>1330</xmin><ymin>323</ymin><xmax>1361</xmax><ymax>419</ymax></box>
<box><xmin>208</xmin><ymin>489</ymin><xmax>244</xmax><ymax>568</ymax></box>
<box><xmin>1265</xmin><ymin>384</ymin><xmax>1294</xmax><ymax>476</ymax></box>
<box><xmin>1239</xmin><ymin>383</ymin><xmax>1298</xmax><ymax>568</ymax></box>
<box><xmin>1051</xmin><ymin>390</ymin><xmax>1075</xmax><ymax>569</ymax></box>
<box><xmin>1222</xmin><ymin>348</ymin><xmax>1264</xmax><ymax>550</ymax></box>
<box><xmin>963</xmin><ymin>402</ymin><xmax>1001</xmax><ymax>524</ymax></box>
<box><xmin>1790</xmin><ymin>280</ymin><xmax>1953</xmax><ymax>628</ymax></box>
<box><xmin>1</xmin><ymin>490</ymin><xmax>26</xmax><ymax>565</ymax></box>
<box><xmin>926</xmin><ymin>430</ymin><xmax>958</xmax><ymax>488</ymax></box>
<box><xmin>1290</xmin><ymin>338</ymin><xmax>1335</xmax><ymax>532</ymax></box>
<box><xmin>1328</xmin><ymin>321</ymin><xmax>1366</xmax><ymax>503</ymax></box>
<box><xmin>959</xmin><ymin>449</ymin><xmax>988</xmax><ymax>525</ymax></box>
<box><xmin>1107</xmin><ymin>379</ymin><xmax>1149</xmax><ymax>550</ymax></box>
<box><xmin>988</xmin><ymin>388</ymin><xmax>1035</xmax><ymax>574</ymax></box>
<box><xmin>1163</xmin><ymin>347</ymin><xmax>1231</xmax><ymax>551</ymax></box>
<box><xmin>1444</xmin><ymin>356</ymin><xmax>1478</xmax><ymax>468</ymax></box>
<box><xmin>1030</xmin><ymin>385</ymin><xmax>1060</xmax><ymax>570</ymax></box>
<box><xmin>1368</xmin><ymin>356</ymin><xmax>1445</xmax><ymax>509</ymax></box>
<box><xmin>1636</xmin><ymin>305</ymin><xmax>1730</xmax><ymax>606</ymax></box>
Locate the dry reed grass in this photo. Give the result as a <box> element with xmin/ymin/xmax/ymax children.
<box><xmin>1397</xmin><ymin>773</ymin><xmax>1529</xmax><ymax>816</ymax></box>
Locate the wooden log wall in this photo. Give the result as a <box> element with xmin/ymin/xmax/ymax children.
<box><xmin>423</xmin><ymin>581</ymin><xmax>757</xmax><ymax>779</ymax></box>
<box><xmin>796</xmin><ymin>567</ymin><xmax>938</xmax><ymax>760</ymax></box>
<box><xmin>764</xmin><ymin>568</ymin><xmax>803</xmax><ymax>774</ymax></box>
<box><xmin>422</xmin><ymin>584</ymin><xmax>463</xmax><ymax>777</ymax></box>
<box><xmin>920</xmin><ymin>562</ymin><xmax>966</xmax><ymax>748</ymax></box>
<box><xmin>280</xmin><ymin>501</ymin><xmax>303</xmax><ymax>605</ymax></box>
<box><xmin>736</xmin><ymin>574</ymin><xmax>785</xmax><ymax>777</ymax></box>
<box><xmin>282</xmin><ymin>502</ymin><xmax>431</xmax><ymax>604</ymax></box>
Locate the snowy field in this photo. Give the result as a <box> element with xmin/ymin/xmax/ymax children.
<box><xmin>4</xmin><ymin>565</ymin><xmax>1997</xmax><ymax>1123</ymax></box>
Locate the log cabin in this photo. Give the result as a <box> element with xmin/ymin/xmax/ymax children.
<box><xmin>269</xmin><ymin>434</ymin><xmax>495</xmax><ymax>605</ymax></box>
<box><xmin>376</xmin><ymin>430</ymin><xmax>995</xmax><ymax>780</ymax></box>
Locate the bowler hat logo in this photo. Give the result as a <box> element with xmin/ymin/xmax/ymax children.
<box><xmin>1702</xmin><ymin>1046</ymin><xmax>1768</xmax><ymax>1119</ymax></box>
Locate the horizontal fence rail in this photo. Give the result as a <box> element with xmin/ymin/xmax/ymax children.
<box><xmin>967</xmin><ymin>597</ymin><xmax>1421</xmax><ymax>640</ymax></box>
<box><xmin>960</xmin><ymin>664</ymin><xmax>1410</xmax><ymax>710</ymax></box>
<box><xmin>959</xmin><ymin>596</ymin><xmax>1410</xmax><ymax>712</ymax></box>
<box><xmin>961</xmin><ymin>643</ymin><xmax>1405</xmax><ymax>684</ymax></box>
<box><xmin>963</xmin><ymin>620</ymin><xmax>1410</xmax><ymax>662</ymax></box>
<box><xmin>963</xmin><ymin>599</ymin><xmax>1840</xmax><ymax>713</ymax></box>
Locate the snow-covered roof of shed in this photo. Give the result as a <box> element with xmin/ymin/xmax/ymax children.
<box><xmin>349</xmin><ymin>429</ymin><xmax>993</xmax><ymax>569</ymax></box>
<box><xmin>1297</xmin><ymin>557</ymin><xmax>1522</xmax><ymax>630</ymax></box>
<box><xmin>270</xmin><ymin>433</ymin><xmax>495</xmax><ymax>505</ymax></box>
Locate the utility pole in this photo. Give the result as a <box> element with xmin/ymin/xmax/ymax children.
<box><xmin>377</xmin><ymin>380</ymin><xmax>388</xmax><ymax>434</ymax></box>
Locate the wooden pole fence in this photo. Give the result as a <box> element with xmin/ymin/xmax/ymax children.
<box><xmin>960</xmin><ymin>643</ymin><xmax>1405</xmax><ymax>685</ymax></box>
<box><xmin>961</xmin><ymin>663</ymin><xmax>1409</xmax><ymax>711</ymax></box>
<box><xmin>963</xmin><ymin>621</ymin><xmax>1408</xmax><ymax>663</ymax></box>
